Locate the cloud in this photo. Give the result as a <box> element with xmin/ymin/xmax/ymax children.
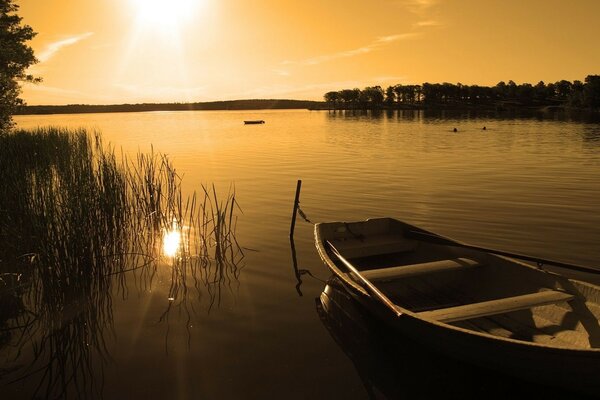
<box><xmin>38</xmin><ymin>32</ymin><xmax>94</xmax><ymax>62</ymax></box>
<box><xmin>285</xmin><ymin>32</ymin><xmax>420</xmax><ymax>67</ymax></box>
<box><xmin>403</xmin><ymin>0</ymin><xmax>438</xmax><ymax>16</ymax></box>
<box><xmin>413</xmin><ymin>20</ymin><xmax>440</xmax><ymax>27</ymax></box>
<box><xmin>273</xmin><ymin>69</ymin><xmax>291</xmax><ymax>77</ymax></box>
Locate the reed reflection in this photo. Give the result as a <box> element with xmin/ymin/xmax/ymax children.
<box><xmin>0</xmin><ymin>128</ymin><xmax>243</xmax><ymax>398</ymax></box>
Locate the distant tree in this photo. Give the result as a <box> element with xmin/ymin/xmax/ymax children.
<box><xmin>355</xmin><ymin>86</ymin><xmax>384</xmax><ymax>107</ymax></box>
<box><xmin>0</xmin><ymin>0</ymin><xmax>39</xmax><ymax>131</ymax></box>
<box><xmin>583</xmin><ymin>75</ymin><xmax>600</xmax><ymax>109</ymax></box>
<box><xmin>506</xmin><ymin>80</ymin><xmax>518</xmax><ymax>98</ymax></box>
<box><xmin>517</xmin><ymin>83</ymin><xmax>534</xmax><ymax>104</ymax></box>
<box><xmin>421</xmin><ymin>82</ymin><xmax>434</xmax><ymax>104</ymax></box>
<box><xmin>363</xmin><ymin>86</ymin><xmax>384</xmax><ymax>106</ymax></box>
<box><xmin>394</xmin><ymin>84</ymin><xmax>421</xmax><ymax>104</ymax></box>
<box><xmin>324</xmin><ymin>91</ymin><xmax>340</xmax><ymax>107</ymax></box>
<box><xmin>569</xmin><ymin>80</ymin><xmax>585</xmax><ymax>107</ymax></box>
<box><xmin>494</xmin><ymin>81</ymin><xmax>507</xmax><ymax>99</ymax></box>
<box><xmin>554</xmin><ymin>80</ymin><xmax>572</xmax><ymax>100</ymax></box>
<box><xmin>533</xmin><ymin>81</ymin><xmax>549</xmax><ymax>101</ymax></box>
<box><xmin>393</xmin><ymin>84</ymin><xmax>405</xmax><ymax>103</ymax></box>
<box><xmin>321</xmin><ymin>76</ymin><xmax>597</xmax><ymax>110</ymax></box>
<box><xmin>339</xmin><ymin>88</ymin><xmax>361</xmax><ymax>105</ymax></box>
<box><xmin>413</xmin><ymin>85</ymin><xmax>422</xmax><ymax>103</ymax></box>
<box><xmin>384</xmin><ymin>86</ymin><xmax>395</xmax><ymax>105</ymax></box>
<box><xmin>545</xmin><ymin>82</ymin><xmax>556</xmax><ymax>100</ymax></box>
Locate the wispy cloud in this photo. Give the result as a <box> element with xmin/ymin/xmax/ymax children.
<box><xmin>272</xmin><ymin>69</ymin><xmax>291</xmax><ymax>77</ymax></box>
<box><xmin>283</xmin><ymin>32</ymin><xmax>420</xmax><ymax>67</ymax></box>
<box><xmin>38</xmin><ymin>32</ymin><xmax>94</xmax><ymax>62</ymax></box>
<box><xmin>403</xmin><ymin>0</ymin><xmax>438</xmax><ymax>16</ymax></box>
<box><xmin>413</xmin><ymin>20</ymin><xmax>440</xmax><ymax>27</ymax></box>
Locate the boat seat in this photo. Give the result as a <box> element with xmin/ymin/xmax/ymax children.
<box><xmin>353</xmin><ymin>258</ymin><xmax>482</xmax><ymax>282</ymax></box>
<box><xmin>416</xmin><ymin>290</ymin><xmax>574</xmax><ymax>323</ymax></box>
<box><xmin>330</xmin><ymin>234</ymin><xmax>416</xmax><ymax>259</ymax></box>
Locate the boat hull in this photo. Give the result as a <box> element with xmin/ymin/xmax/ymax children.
<box><xmin>317</xmin><ymin>280</ymin><xmax>584</xmax><ymax>397</ymax></box>
<box><xmin>315</xmin><ymin>217</ymin><xmax>600</xmax><ymax>395</ymax></box>
<box><xmin>362</xmin><ymin>294</ymin><xmax>600</xmax><ymax>394</ymax></box>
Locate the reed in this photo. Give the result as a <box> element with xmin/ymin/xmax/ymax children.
<box><xmin>0</xmin><ymin>127</ymin><xmax>243</xmax><ymax>398</ymax></box>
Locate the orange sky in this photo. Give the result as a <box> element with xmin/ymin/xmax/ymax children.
<box><xmin>18</xmin><ymin>0</ymin><xmax>600</xmax><ymax>105</ymax></box>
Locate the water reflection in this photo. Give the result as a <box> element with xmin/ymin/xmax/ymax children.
<box><xmin>0</xmin><ymin>128</ymin><xmax>244</xmax><ymax>398</ymax></box>
<box><xmin>289</xmin><ymin>238</ymin><xmax>303</xmax><ymax>296</ymax></box>
<box><xmin>580</xmin><ymin>125</ymin><xmax>600</xmax><ymax>143</ymax></box>
<box><xmin>163</xmin><ymin>221</ymin><xmax>183</xmax><ymax>257</ymax></box>
<box><xmin>326</xmin><ymin>108</ymin><xmax>600</xmax><ymax>124</ymax></box>
<box><xmin>288</xmin><ymin>237</ymin><xmax>322</xmax><ymax>297</ymax></box>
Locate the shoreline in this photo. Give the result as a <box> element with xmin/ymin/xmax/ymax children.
<box><xmin>17</xmin><ymin>99</ymin><xmax>598</xmax><ymax>116</ymax></box>
<box><xmin>15</xmin><ymin>99</ymin><xmax>324</xmax><ymax>115</ymax></box>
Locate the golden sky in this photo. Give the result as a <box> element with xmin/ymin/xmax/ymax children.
<box><xmin>19</xmin><ymin>0</ymin><xmax>600</xmax><ymax>105</ymax></box>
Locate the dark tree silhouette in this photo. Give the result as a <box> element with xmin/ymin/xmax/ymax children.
<box><xmin>0</xmin><ymin>0</ymin><xmax>39</xmax><ymax>131</ymax></box>
<box><xmin>324</xmin><ymin>76</ymin><xmax>600</xmax><ymax>111</ymax></box>
<box><xmin>555</xmin><ymin>80</ymin><xmax>573</xmax><ymax>100</ymax></box>
<box><xmin>360</xmin><ymin>86</ymin><xmax>384</xmax><ymax>107</ymax></box>
<box><xmin>324</xmin><ymin>91</ymin><xmax>340</xmax><ymax>107</ymax></box>
<box><xmin>385</xmin><ymin>86</ymin><xmax>395</xmax><ymax>105</ymax></box>
<box><xmin>583</xmin><ymin>75</ymin><xmax>600</xmax><ymax>110</ymax></box>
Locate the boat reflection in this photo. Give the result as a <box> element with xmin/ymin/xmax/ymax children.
<box><xmin>316</xmin><ymin>278</ymin><xmax>584</xmax><ymax>399</ymax></box>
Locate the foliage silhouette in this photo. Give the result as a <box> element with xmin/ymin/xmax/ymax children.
<box><xmin>0</xmin><ymin>127</ymin><xmax>244</xmax><ymax>398</ymax></box>
<box><xmin>0</xmin><ymin>0</ymin><xmax>39</xmax><ymax>131</ymax></box>
<box><xmin>324</xmin><ymin>76</ymin><xmax>600</xmax><ymax>111</ymax></box>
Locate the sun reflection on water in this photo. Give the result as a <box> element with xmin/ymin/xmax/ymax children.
<box><xmin>163</xmin><ymin>223</ymin><xmax>182</xmax><ymax>257</ymax></box>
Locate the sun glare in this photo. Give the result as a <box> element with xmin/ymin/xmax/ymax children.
<box><xmin>163</xmin><ymin>228</ymin><xmax>182</xmax><ymax>257</ymax></box>
<box><xmin>131</xmin><ymin>0</ymin><xmax>198</xmax><ymax>31</ymax></box>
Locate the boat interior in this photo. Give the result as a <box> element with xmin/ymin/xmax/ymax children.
<box><xmin>319</xmin><ymin>218</ymin><xmax>600</xmax><ymax>349</ymax></box>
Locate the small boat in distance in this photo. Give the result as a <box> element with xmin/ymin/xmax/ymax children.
<box><xmin>243</xmin><ymin>120</ymin><xmax>265</xmax><ymax>124</ymax></box>
<box><xmin>315</xmin><ymin>217</ymin><xmax>600</xmax><ymax>395</ymax></box>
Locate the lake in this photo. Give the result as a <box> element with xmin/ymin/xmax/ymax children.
<box><xmin>5</xmin><ymin>109</ymin><xmax>600</xmax><ymax>398</ymax></box>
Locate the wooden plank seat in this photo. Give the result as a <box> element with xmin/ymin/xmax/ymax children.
<box><xmin>349</xmin><ymin>258</ymin><xmax>482</xmax><ymax>282</ymax></box>
<box><xmin>330</xmin><ymin>234</ymin><xmax>415</xmax><ymax>259</ymax></box>
<box><xmin>416</xmin><ymin>290</ymin><xmax>575</xmax><ymax>323</ymax></box>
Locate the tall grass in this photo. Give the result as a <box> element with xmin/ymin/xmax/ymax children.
<box><xmin>0</xmin><ymin>127</ymin><xmax>243</xmax><ymax>398</ymax></box>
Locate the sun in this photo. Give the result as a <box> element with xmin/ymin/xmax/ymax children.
<box><xmin>130</xmin><ymin>0</ymin><xmax>198</xmax><ymax>32</ymax></box>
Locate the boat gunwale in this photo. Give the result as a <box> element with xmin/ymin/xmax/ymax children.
<box><xmin>314</xmin><ymin>218</ymin><xmax>600</xmax><ymax>354</ymax></box>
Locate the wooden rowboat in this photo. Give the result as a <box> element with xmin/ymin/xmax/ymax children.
<box><xmin>315</xmin><ymin>217</ymin><xmax>600</xmax><ymax>395</ymax></box>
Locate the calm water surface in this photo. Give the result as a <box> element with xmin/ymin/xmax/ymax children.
<box><xmin>6</xmin><ymin>109</ymin><xmax>600</xmax><ymax>398</ymax></box>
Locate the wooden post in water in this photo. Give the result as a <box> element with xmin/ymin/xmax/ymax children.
<box><xmin>289</xmin><ymin>180</ymin><xmax>302</xmax><ymax>239</ymax></box>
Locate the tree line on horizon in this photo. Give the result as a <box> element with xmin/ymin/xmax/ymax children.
<box><xmin>324</xmin><ymin>75</ymin><xmax>600</xmax><ymax>110</ymax></box>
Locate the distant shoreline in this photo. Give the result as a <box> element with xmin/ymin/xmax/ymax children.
<box><xmin>16</xmin><ymin>99</ymin><xmax>325</xmax><ymax>115</ymax></box>
<box><xmin>16</xmin><ymin>98</ymin><xmax>596</xmax><ymax>116</ymax></box>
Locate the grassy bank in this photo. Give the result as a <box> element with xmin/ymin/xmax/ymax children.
<box><xmin>0</xmin><ymin>127</ymin><xmax>243</xmax><ymax>398</ymax></box>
